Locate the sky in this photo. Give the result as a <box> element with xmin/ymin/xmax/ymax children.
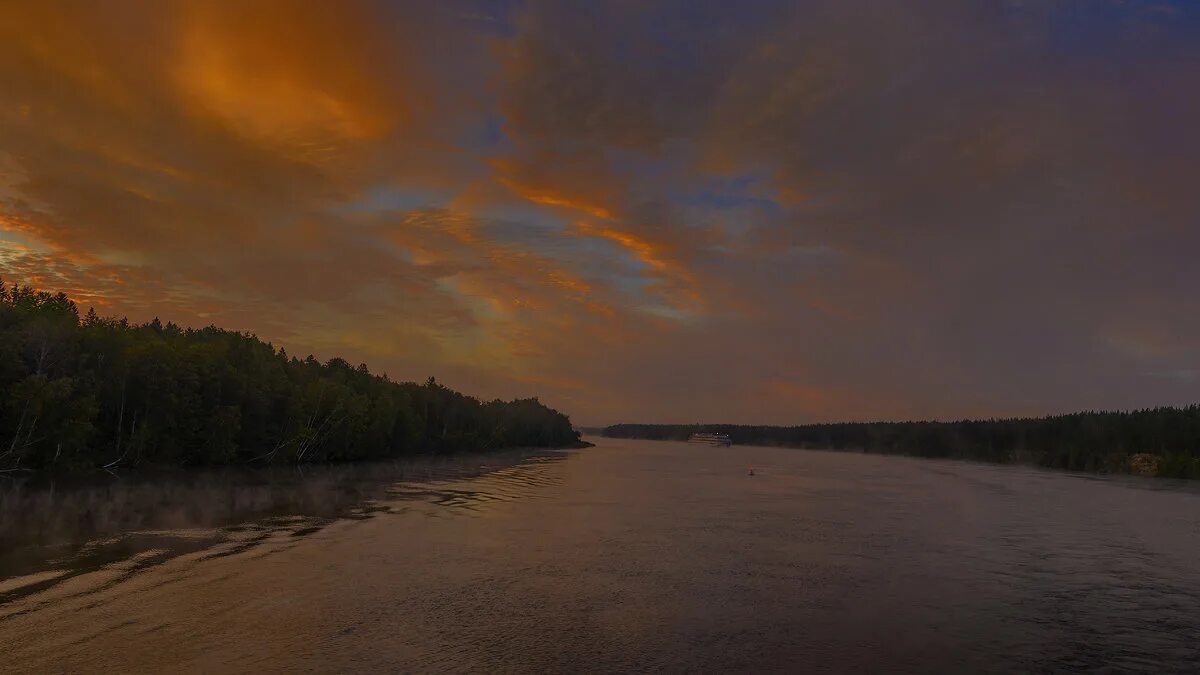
<box><xmin>1</xmin><ymin>1</ymin><xmax>1198</xmax><ymax>425</ymax></box>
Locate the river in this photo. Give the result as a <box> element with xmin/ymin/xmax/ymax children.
<box><xmin>2</xmin><ymin>437</ymin><xmax>1199</xmax><ymax>673</ymax></box>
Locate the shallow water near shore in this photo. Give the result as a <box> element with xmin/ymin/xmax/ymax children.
<box><xmin>2</xmin><ymin>437</ymin><xmax>1199</xmax><ymax>673</ymax></box>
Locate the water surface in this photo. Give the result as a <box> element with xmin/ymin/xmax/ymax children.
<box><xmin>2</xmin><ymin>438</ymin><xmax>1199</xmax><ymax>673</ymax></box>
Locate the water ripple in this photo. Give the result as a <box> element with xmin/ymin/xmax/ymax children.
<box><xmin>0</xmin><ymin>450</ymin><xmax>568</xmax><ymax>613</ymax></box>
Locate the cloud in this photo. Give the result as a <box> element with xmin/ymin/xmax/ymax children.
<box><xmin>2</xmin><ymin>0</ymin><xmax>1198</xmax><ymax>423</ymax></box>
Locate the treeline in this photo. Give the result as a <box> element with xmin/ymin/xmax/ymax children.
<box><xmin>605</xmin><ymin>408</ymin><xmax>1200</xmax><ymax>479</ymax></box>
<box><xmin>0</xmin><ymin>280</ymin><xmax>581</xmax><ymax>472</ymax></box>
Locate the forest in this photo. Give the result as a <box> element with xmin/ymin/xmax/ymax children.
<box><xmin>604</xmin><ymin>407</ymin><xmax>1200</xmax><ymax>479</ymax></box>
<box><xmin>0</xmin><ymin>280</ymin><xmax>582</xmax><ymax>472</ymax></box>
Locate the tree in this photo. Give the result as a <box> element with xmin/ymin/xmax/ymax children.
<box><xmin>0</xmin><ymin>278</ymin><xmax>582</xmax><ymax>472</ymax></box>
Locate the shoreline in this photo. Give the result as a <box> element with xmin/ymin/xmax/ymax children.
<box><xmin>1</xmin><ymin>439</ymin><xmax>595</xmax><ymax>481</ymax></box>
<box><xmin>595</xmin><ymin>433</ymin><xmax>1194</xmax><ymax>480</ymax></box>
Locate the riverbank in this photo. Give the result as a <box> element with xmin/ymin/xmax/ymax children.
<box><xmin>0</xmin><ymin>438</ymin><xmax>594</xmax><ymax>481</ymax></box>
<box><xmin>604</xmin><ymin>406</ymin><xmax>1200</xmax><ymax>479</ymax></box>
<box><xmin>0</xmin><ymin>281</ymin><xmax>585</xmax><ymax>473</ymax></box>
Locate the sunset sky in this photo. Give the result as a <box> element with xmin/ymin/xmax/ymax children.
<box><xmin>1</xmin><ymin>1</ymin><xmax>1198</xmax><ymax>425</ymax></box>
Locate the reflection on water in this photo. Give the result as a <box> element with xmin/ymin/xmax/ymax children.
<box><xmin>0</xmin><ymin>450</ymin><xmax>566</xmax><ymax>607</ymax></box>
<box><xmin>2</xmin><ymin>439</ymin><xmax>1200</xmax><ymax>673</ymax></box>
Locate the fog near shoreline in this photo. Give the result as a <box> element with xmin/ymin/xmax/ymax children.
<box><xmin>0</xmin><ymin>450</ymin><xmax>566</xmax><ymax>595</ymax></box>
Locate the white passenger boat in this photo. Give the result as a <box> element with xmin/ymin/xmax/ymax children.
<box><xmin>688</xmin><ymin>432</ymin><xmax>732</xmax><ymax>447</ymax></box>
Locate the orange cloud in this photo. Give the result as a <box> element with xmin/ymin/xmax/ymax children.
<box><xmin>488</xmin><ymin>156</ymin><xmax>619</xmax><ymax>220</ymax></box>
<box><xmin>574</xmin><ymin>221</ymin><xmax>702</xmax><ymax>311</ymax></box>
<box><xmin>576</xmin><ymin>221</ymin><xmax>671</xmax><ymax>271</ymax></box>
<box><xmin>496</xmin><ymin>175</ymin><xmax>615</xmax><ymax>219</ymax></box>
<box><xmin>393</xmin><ymin>209</ymin><xmax>614</xmax><ymax>318</ymax></box>
<box><xmin>173</xmin><ymin>2</ymin><xmax>404</xmax><ymax>156</ymax></box>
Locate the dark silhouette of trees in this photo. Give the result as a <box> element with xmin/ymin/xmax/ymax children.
<box><xmin>604</xmin><ymin>408</ymin><xmax>1200</xmax><ymax>479</ymax></box>
<box><xmin>0</xmin><ymin>280</ymin><xmax>580</xmax><ymax>472</ymax></box>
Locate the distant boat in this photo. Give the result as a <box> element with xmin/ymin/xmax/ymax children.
<box><xmin>688</xmin><ymin>432</ymin><xmax>732</xmax><ymax>447</ymax></box>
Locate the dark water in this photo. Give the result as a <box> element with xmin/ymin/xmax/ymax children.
<box><xmin>2</xmin><ymin>438</ymin><xmax>1199</xmax><ymax>673</ymax></box>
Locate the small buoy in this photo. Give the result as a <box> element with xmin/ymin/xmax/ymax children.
<box><xmin>747</xmin><ymin>466</ymin><xmax>755</xmax><ymax>476</ymax></box>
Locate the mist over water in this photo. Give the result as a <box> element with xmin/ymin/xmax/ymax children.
<box><xmin>2</xmin><ymin>438</ymin><xmax>1199</xmax><ymax>673</ymax></box>
<box><xmin>0</xmin><ymin>450</ymin><xmax>565</xmax><ymax>601</ymax></box>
